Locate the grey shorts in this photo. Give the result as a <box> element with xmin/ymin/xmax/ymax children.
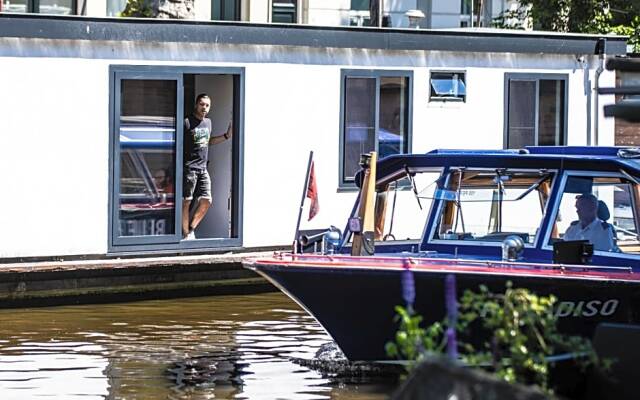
<box><xmin>183</xmin><ymin>169</ymin><xmax>212</xmax><ymax>201</ymax></box>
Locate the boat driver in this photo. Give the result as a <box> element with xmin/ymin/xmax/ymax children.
<box><xmin>563</xmin><ymin>193</ymin><xmax>615</xmax><ymax>251</ymax></box>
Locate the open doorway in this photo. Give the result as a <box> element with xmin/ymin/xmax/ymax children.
<box><xmin>183</xmin><ymin>73</ymin><xmax>239</xmax><ymax>240</ymax></box>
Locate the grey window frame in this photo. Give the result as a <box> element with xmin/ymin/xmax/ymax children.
<box><xmin>503</xmin><ymin>73</ymin><xmax>568</xmax><ymax>149</ymax></box>
<box><xmin>3</xmin><ymin>0</ymin><xmax>77</xmax><ymax>13</ymax></box>
<box><xmin>429</xmin><ymin>70</ymin><xmax>466</xmax><ymax>102</ymax></box>
<box><xmin>108</xmin><ymin>65</ymin><xmax>245</xmax><ymax>254</ymax></box>
<box><xmin>339</xmin><ymin>69</ymin><xmax>413</xmax><ymax>189</ymax></box>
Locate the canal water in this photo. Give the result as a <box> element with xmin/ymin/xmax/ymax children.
<box><xmin>0</xmin><ymin>292</ymin><xmax>396</xmax><ymax>399</ymax></box>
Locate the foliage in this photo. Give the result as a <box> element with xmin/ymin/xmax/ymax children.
<box><xmin>385</xmin><ymin>306</ymin><xmax>445</xmax><ymax>365</ymax></box>
<box><xmin>493</xmin><ymin>0</ymin><xmax>640</xmax><ymax>52</ymax></box>
<box><xmin>120</xmin><ymin>0</ymin><xmax>154</xmax><ymax>18</ymax></box>
<box><xmin>385</xmin><ymin>282</ymin><xmax>606</xmax><ymax>394</ymax></box>
<box><xmin>610</xmin><ymin>16</ymin><xmax>640</xmax><ymax>53</ymax></box>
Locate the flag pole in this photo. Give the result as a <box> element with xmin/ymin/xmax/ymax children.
<box><xmin>294</xmin><ymin>151</ymin><xmax>314</xmax><ymax>246</ymax></box>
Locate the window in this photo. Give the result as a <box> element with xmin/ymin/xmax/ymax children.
<box><xmin>110</xmin><ymin>67</ymin><xmax>244</xmax><ymax>251</ymax></box>
<box><xmin>460</xmin><ymin>0</ymin><xmax>491</xmax><ymax>27</ymax></box>
<box><xmin>1</xmin><ymin>0</ymin><xmax>75</xmax><ymax>13</ymax></box>
<box><xmin>351</xmin><ymin>0</ymin><xmax>368</xmax><ymax>10</ymax></box>
<box><xmin>272</xmin><ymin>0</ymin><xmax>297</xmax><ymax>23</ymax></box>
<box><xmin>341</xmin><ymin>70</ymin><xmax>412</xmax><ymax>185</ymax></box>
<box><xmin>349</xmin><ymin>0</ymin><xmax>370</xmax><ymax>25</ymax></box>
<box><xmin>505</xmin><ymin>74</ymin><xmax>567</xmax><ymax>149</ymax></box>
<box><xmin>107</xmin><ymin>0</ymin><xmax>125</xmax><ymax>16</ymax></box>
<box><xmin>550</xmin><ymin>175</ymin><xmax>640</xmax><ymax>254</ymax></box>
<box><xmin>374</xmin><ymin>171</ymin><xmax>442</xmax><ymax>242</ymax></box>
<box><xmin>212</xmin><ymin>0</ymin><xmax>240</xmax><ymax>21</ymax></box>
<box><xmin>429</xmin><ymin>71</ymin><xmax>466</xmax><ymax>102</ymax></box>
<box><xmin>433</xmin><ymin>169</ymin><xmax>554</xmax><ymax>245</ymax></box>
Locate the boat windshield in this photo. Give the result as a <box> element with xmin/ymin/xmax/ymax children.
<box><xmin>374</xmin><ymin>170</ymin><xmax>442</xmax><ymax>242</ymax></box>
<box><xmin>432</xmin><ymin>169</ymin><xmax>553</xmax><ymax>244</ymax></box>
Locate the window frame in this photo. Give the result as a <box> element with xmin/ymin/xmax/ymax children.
<box><xmin>108</xmin><ymin>65</ymin><xmax>245</xmax><ymax>254</ymax></box>
<box><xmin>503</xmin><ymin>73</ymin><xmax>568</xmax><ymax>149</ymax></box>
<box><xmin>338</xmin><ymin>69</ymin><xmax>413</xmax><ymax>189</ymax></box>
<box><xmin>429</xmin><ymin>70</ymin><xmax>467</xmax><ymax>102</ymax></box>
<box><xmin>541</xmin><ymin>170</ymin><xmax>640</xmax><ymax>260</ymax></box>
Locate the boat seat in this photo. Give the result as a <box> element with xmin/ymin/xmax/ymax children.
<box><xmin>597</xmin><ymin>200</ymin><xmax>610</xmax><ymax>222</ymax></box>
<box><xmin>597</xmin><ymin>200</ymin><xmax>620</xmax><ymax>251</ymax></box>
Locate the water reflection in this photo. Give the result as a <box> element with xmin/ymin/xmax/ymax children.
<box><xmin>0</xmin><ymin>292</ymin><xmax>393</xmax><ymax>399</ymax></box>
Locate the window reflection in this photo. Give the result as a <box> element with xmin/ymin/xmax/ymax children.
<box><xmin>506</xmin><ymin>76</ymin><xmax>566</xmax><ymax>149</ymax></box>
<box><xmin>118</xmin><ymin>80</ymin><xmax>177</xmax><ymax>237</ymax></box>
<box><xmin>1</xmin><ymin>0</ymin><xmax>74</xmax><ymax>14</ymax></box>
<box><xmin>342</xmin><ymin>74</ymin><xmax>410</xmax><ymax>183</ymax></box>
<box><xmin>344</xmin><ymin>77</ymin><xmax>376</xmax><ymax>180</ymax></box>
<box><xmin>1</xmin><ymin>0</ymin><xmax>27</xmax><ymax>12</ymax></box>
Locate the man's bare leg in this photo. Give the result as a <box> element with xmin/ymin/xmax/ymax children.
<box><xmin>188</xmin><ymin>198</ymin><xmax>212</xmax><ymax>234</ymax></box>
<box><xmin>182</xmin><ymin>199</ymin><xmax>192</xmax><ymax>237</ymax></box>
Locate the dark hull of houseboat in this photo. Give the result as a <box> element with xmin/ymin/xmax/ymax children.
<box><xmin>247</xmin><ymin>258</ymin><xmax>640</xmax><ymax>361</ymax></box>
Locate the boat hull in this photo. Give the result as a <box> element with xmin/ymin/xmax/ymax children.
<box><xmin>247</xmin><ymin>256</ymin><xmax>640</xmax><ymax>361</ymax></box>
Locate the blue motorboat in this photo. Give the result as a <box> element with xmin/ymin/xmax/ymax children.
<box><xmin>244</xmin><ymin>146</ymin><xmax>640</xmax><ymax>361</ymax></box>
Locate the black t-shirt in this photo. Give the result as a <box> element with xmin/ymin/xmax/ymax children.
<box><xmin>184</xmin><ymin>115</ymin><xmax>212</xmax><ymax>170</ymax></box>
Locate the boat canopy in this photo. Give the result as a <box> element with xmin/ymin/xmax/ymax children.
<box><xmin>371</xmin><ymin>147</ymin><xmax>640</xmax><ymax>189</ymax></box>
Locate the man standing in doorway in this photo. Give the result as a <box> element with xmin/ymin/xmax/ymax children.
<box><xmin>183</xmin><ymin>93</ymin><xmax>233</xmax><ymax>240</ymax></box>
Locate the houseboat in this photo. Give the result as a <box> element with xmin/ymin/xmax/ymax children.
<box><xmin>0</xmin><ymin>14</ymin><xmax>627</xmax><ymax>261</ymax></box>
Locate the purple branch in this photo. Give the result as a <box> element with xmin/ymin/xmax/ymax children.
<box><xmin>401</xmin><ymin>259</ymin><xmax>415</xmax><ymax>310</ymax></box>
<box><xmin>445</xmin><ymin>274</ymin><xmax>458</xmax><ymax>360</ymax></box>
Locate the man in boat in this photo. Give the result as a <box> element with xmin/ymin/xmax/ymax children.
<box><xmin>563</xmin><ymin>193</ymin><xmax>615</xmax><ymax>251</ymax></box>
<box><xmin>182</xmin><ymin>93</ymin><xmax>233</xmax><ymax>240</ymax></box>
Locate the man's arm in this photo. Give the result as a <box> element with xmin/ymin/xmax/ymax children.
<box><xmin>209</xmin><ymin>121</ymin><xmax>233</xmax><ymax>145</ymax></box>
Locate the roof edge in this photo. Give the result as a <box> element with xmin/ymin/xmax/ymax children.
<box><xmin>0</xmin><ymin>14</ymin><xmax>628</xmax><ymax>55</ymax></box>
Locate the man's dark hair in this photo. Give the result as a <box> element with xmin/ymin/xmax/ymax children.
<box><xmin>195</xmin><ymin>93</ymin><xmax>210</xmax><ymax>104</ymax></box>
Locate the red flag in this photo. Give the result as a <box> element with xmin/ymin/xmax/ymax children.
<box><xmin>306</xmin><ymin>162</ymin><xmax>320</xmax><ymax>220</ymax></box>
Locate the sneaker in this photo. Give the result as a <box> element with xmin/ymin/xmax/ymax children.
<box><xmin>184</xmin><ymin>231</ymin><xmax>196</xmax><ymax>240</ymax></box>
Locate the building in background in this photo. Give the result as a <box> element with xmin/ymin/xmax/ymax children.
<box><xmin>0</xmin><ymin>0</ymin><xmax>521</xmax><ymax>29</ymax></box>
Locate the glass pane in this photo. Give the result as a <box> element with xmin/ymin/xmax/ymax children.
<box><xmin>1</xmin><ymin>0</ymin><xmax>27</xmax><ymax>13</ymax></box>
<box><xmin>39</xmin><ymin>0</ymin><xmax>73</xmax><ymax>14</ymax></box>
<box><xmin>430</xmin><ymin>72</ymin><xmax>466</xmax><ymax>99</ymax></box>
<box><xmin>538</xmin><ymin>79</ymin><xmax>564</xmax><ymax>145</ymax></box>
<box><xmin>551</xmin><ymin>177</ymin><xmax>639</xmax><ymax>254</ymax></box>
<box><xmin>435</xmin><ymin>170</ymin><xmax>550</xmax><ymax>244</ymax></box>
<box><xmin>378</xmin><ymin>172</ymin><xmax>440</xmax><ymax>241</ymax></box>
<box><xmin>223</xmin><ymin>0</ymin><xmax>237</xmax><ymax>19</ymax></box>
<box><xmin>507</xmin><ymin>80</ymin><xmax>536</xmax><ymax>149</ymax></box>
<box><xmin>351</xmin><ymin>0</ymin><xmax>369</xmax><ymax>11</ymax></box>
<box><xmin>107</xmin><ymin>0</ymin><xmax>127</xmax><ymax>16</ymax></box>
<box><xmin>379</xmin><ymin>76</ymin><xmax>408</xmax><ymax>159</ymax></box>
<box><xmin>212</xmin><ymin>0</ymin><xmax>239</xmax><ymax>20</ymax></box>
<box><xmin>344</xmin><ymin>77</ymin><xmax>376</xmax><ymax>181</ymax></box>
<box><xmin>612</xmin><ymin>184</ymin><xmax>639</xmax><ymax>244</ymax></box>
<box><xmin>272</xmin><ymin>1</ymin><xmax>296</xmax><ymax>23</ymax></box>
<box><xmin>119</xmin><ymin>80</ymin><xmax>177</xmax><ymax>237</ymax></box>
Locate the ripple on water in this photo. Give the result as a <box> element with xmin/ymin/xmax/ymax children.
<box><xmin>0</xmin><ymin>292</ymin><xmax>396</xmax><ymax>399</ymax></box>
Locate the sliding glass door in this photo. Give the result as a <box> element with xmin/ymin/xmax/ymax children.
<box><xmin>112</xmin><ymin>72</ymin><xmax>183</xmax><ymax>245</ymax></box>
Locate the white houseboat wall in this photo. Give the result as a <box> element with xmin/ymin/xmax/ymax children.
<box><xmin>0</xmin><ymin>14</ymin><xmax>626</xmax><ymax>260</ymax></box>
